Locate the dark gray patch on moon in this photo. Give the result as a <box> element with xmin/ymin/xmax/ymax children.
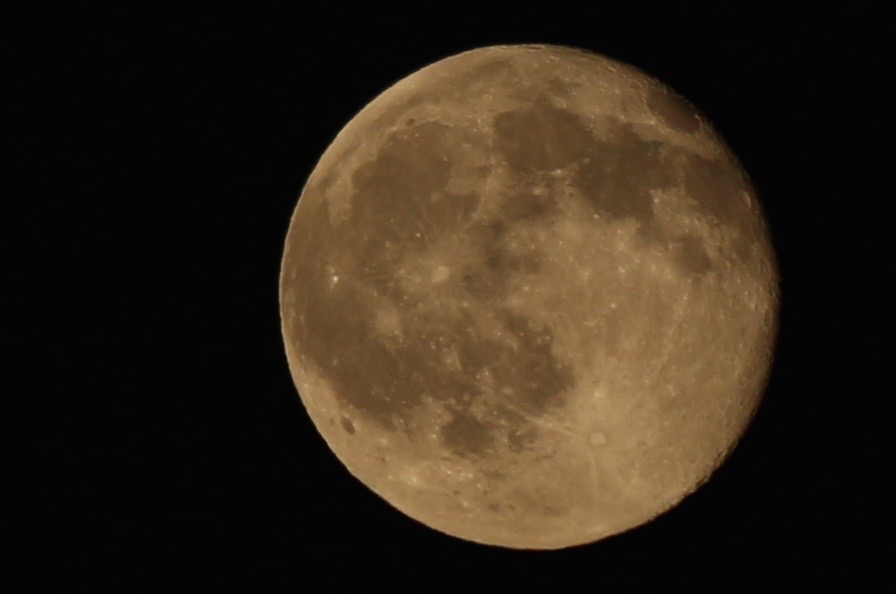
<box><xmin>672</xmin><ymin>236</ymin><xmax>714</xmax><ymax>275</ymax></box>
<box><xmin>284</xmin><ymin>117</ymin><xmax>575</xmax><ymax>440</ymax></box>
<box><xmin>545</xmin><ymin>77</ymin><xmax>575</xmax><ymax>100</ymax></box>
<box><xmin>648</xmin><ymin>88</ymin><xmax>701</xmax><ymax>134</ymax></box>
<box><xmin>458</xmin><ymin>218</ymin><xmax>544</xmax><ymax>301</ymax></box>
<box><xmin>492</xmin><ymin>310</ymin><xmax>573</xmax><ymax>410</ymax></box>
<box><xmin>448</xmin><ymin>57</ymin><xmax>516</xmax><ymax>96</ymax></box>
<box><xmin>490</xmin><ymin>100</ymin><xmax>735</xmax><ymax>277</ymax></box>
<box><xmin>679</xmin><ymin>151</ymin><xmax>749</xmax><ymax>230</ymax></box>
<box><xmin>574</xmin><ymin>118</ymin><xmax>671</xmax><ymax>229</ymax></box>
<box><xmin>493</xmin><ymin>99</ymin><xmax>595</xmax><ymax>172</ymax></box>
<box><xmin>507</xmin><ymin>425</ymin><xmax>540</xmax><ymax>453</ymax></box>
<box><xmin>440</xmin><ymin>412</ymin><xmax>494</xmax><ymax>457</ymax></box>
<box><xmin>308</xmin><ymin>94</ymin><xmax>432</xmax><ymax>200</ymax></box>
<box><xmin>500</xmin><ymin>175</ymin><xmax>563</xmax><ymax>222</ymax></box>
<box><xmin>351</xmin><ymin>120</ymin><xmax>480</xmax><ymax>251</ymax></box>
<box><xmin>492</xmin><ymin>104</ymin><xmax>756</xmax><ymax>273</ymax></box>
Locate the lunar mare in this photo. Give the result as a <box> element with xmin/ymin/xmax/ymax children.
<box><xmin>279</xmin><ymin>45</ymin><xmax>778</xmax><ymax>549</ymax></box>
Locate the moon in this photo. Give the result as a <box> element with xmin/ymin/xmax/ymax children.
<box><xmin>279</xmin><ymin>44</ymin><xmax>778</xmax><ymax>549</ymax></box>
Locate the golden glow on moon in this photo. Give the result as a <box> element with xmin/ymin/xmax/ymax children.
<box><xmin>279</xmin><ymin>44</ymin><xmax>779</xmax><ymax>549</ymax></box>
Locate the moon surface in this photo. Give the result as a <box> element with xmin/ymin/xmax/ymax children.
<box><xmin>279</xmin><ymin>44</ymin><xmax>778</xmax><ymax>549</ymax></box>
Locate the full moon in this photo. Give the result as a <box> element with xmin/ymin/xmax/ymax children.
<box><xmin>279</xmin><ymin>44</ymin><xmax>778</xmax><ymax>549</ymax></box>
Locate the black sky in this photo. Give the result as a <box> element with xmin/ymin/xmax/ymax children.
<box><xmin>8</xmin><ymin>3</ymin><xmax>890</xmax><ymax>590</ymax></box>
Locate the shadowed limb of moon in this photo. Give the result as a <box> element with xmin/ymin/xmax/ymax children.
<box><xmin>279</xmin><ymin>44</ymin><xmax>779</xmax><ymax>549</ymax></box>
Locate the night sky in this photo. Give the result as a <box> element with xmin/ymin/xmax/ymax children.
<box><xmin>9</xmin><ymin>3</ymin><xmax>889</xmax><ymax>590</ymax></box>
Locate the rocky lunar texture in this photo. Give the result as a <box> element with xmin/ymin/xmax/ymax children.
<box><xmin>280</xmin><ymin>45</ymin><xmax>778</xmax><ymax>549</ymax></box>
